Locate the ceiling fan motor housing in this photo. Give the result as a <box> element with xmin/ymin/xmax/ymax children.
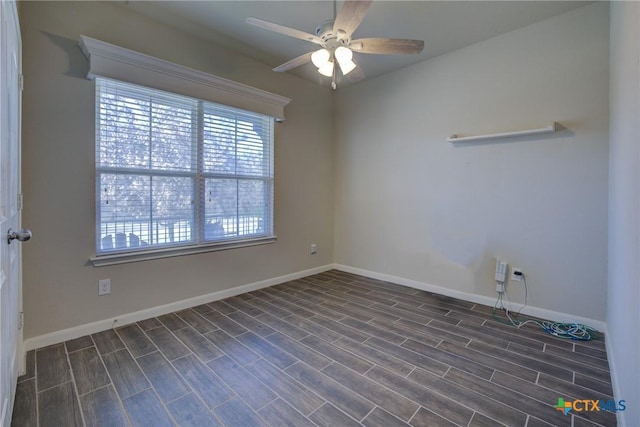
<box><xmin>315</xmin><ymin>20</ymin><xmax>350</xmax><ymax>46</ymax></box>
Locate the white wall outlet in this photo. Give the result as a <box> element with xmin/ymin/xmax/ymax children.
<box><xmin>511</xmin><ymin>268</ymin><xmax>523</xmax><ymax>282</ymax></box>
<box><xmin>310</xmin><ymin>244</ymin><xmax>317</xmax><ymax>255</ymax></box>
<box><xmin>98</xmin><ymin>279</ymin><xmax>111</xmax><ymax>295</ymax></box>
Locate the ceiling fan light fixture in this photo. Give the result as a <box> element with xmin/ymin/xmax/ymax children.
<box><xmin>338</xmin><ymin>59</ymin><xmax>357</xmax><ymax>75</ymax></box>
<box><xmin>318</xmin><ymin>61</ymin><xmax>335</xmax><ymax>77</ymax></box>
<box><xmin>248</xmin><ymin>1</ymin><xmax>423</xmax><ymax>87</ymax></box>
<box><xmin>311</xmin><ymin>48</ymin><xmax>331</xmax><ymax>68</ymax></box>
<box><xmin>334</xmin><ymin>46</ymin><xmax>353</xmax><ymax>64</ymax></box>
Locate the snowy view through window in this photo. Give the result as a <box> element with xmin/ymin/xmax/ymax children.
<box><xmin>95</xmin><ymin>79</ymin><xmax>273</xmax><ymax>253</ymax></box>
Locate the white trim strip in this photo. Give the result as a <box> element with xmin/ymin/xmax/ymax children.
<box><xmin>90</xmin><ymin>236</ymin><xmax>277</xmax><ymax>267</ymax></box>
<box><xmin>604</xmin><ymin>336</ymin><xmax>625</xmax><ymax>426</ymax></box>
<box><xmin>332</xmin><ymin>263</ymin><xmax>606</xmax><ymax>332</ymax></box>
<box><xmin>24</xmin><ymin>264</ymin><xmax>333</xmax><ymax>351</ymax></box>
<box><xmin>79</xmin><ymin>35</ymin><xmax>291</xmax><ymax>120</ymax></box>
<box><xmin>1</xmin><ymin>399</ymin><xmax>7</xmax><ymax>427</ymax></box>
<box><xmin>24</xmin><ymin>262</ymin><xmax>607</xmax><ymax>353</ymax></box>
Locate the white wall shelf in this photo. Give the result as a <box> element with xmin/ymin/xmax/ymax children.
<box><xmin>447</xmin><ymin>122</ymin><xmax>557</xmax><ymax>143</ymax></box>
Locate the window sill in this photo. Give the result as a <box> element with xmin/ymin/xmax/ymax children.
<box><xmin>90</xmin><ymin>236</ymin><xmax>277</xmax><ymax>267</ymax></box>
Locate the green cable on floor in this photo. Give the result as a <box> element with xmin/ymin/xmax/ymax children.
<box><xmin>491</xmin><ymin>278</ymin><xmax>599</xmax><ymax>341</ymax></box>
<box><xmin>492</xmin><ymin>307</ymin><xmax>599</xmax><ymax>341</ymax></box>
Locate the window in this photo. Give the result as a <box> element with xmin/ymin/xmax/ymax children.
<box><xmin>95</xmin><ymin>78</ymin><xmax>274</xmax><ymax>256</ymax></box>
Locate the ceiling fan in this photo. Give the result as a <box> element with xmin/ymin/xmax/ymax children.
<box><xmin>247</xmin><ymin>0</ymin><xmax>424</xmax><ymax>89</ymax></box>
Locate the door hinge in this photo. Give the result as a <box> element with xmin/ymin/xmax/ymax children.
<box><xmin>17</xmin><ymin>194</ymin><xmax>23</xmax><ymax>210</ymax></box>
<box><xmin>18</xmin><ymin>312</ymin><xmax>24</xmax><ymax>330</ymax></box>
<box><xmin>18</xmin><ymin>74</ymin><xmax>24</xmax><ymax>91</ymax></box>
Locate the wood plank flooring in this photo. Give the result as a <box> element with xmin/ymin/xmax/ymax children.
<box><xmin>11</xmin><ymin>270</ymin><xmax>617</xmax><ymax>426</ymax></box>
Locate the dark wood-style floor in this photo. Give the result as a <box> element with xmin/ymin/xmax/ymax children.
<box><xmin>11</xmin><ymin>270</ymin><xmax>616</xmax><ymax>427</ymax></box>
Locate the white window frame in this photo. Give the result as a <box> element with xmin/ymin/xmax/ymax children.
<box><xmin>80</xmin><ymin>36</ymin><xmax>290</xmax><ymax>266</ymax></box>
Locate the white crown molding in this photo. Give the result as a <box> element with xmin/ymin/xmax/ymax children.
<box><xmin>78</xmin><ymin>35</ymin><xmax>290</xmax><ymax>120</ymax></box>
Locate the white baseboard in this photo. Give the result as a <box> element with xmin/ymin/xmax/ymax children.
<box><xmin>604</xmin><ymin>336</ymin><xmax>625</xmax><ymax>427</ymax></box>
<box><xmin>332</xmin><ymin>264</ymin><xmax>607</xmax><ymax>332</ymax></box>
<box><xmin>23</xmin><ymin>264</ymin><xmax>333</xmax><ymax>351</ymax></box>
<box><xmin>24</xmin><ymin>262</ymin><xmax>607</xmax><ymax>350</ymax></box>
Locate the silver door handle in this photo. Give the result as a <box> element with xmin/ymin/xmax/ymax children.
<box><xmin>7</xmin><ymin>228</ymin><xmax>32</xmax><ymax>244</ymax></box>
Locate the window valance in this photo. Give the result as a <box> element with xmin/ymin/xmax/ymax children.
<box><xmin>79</xmin><ymin>35</ymin><xmax>290</xmax><ymax>121</ymax></box>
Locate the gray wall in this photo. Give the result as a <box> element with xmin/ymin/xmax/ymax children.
<box><xmin>20</xmin><ymin>3</ymin><xmax>640</xmax><ymax>421</ymax></box>
<box><xmin>20</xmin><ymin>1</ymin><xmax>334</xmax><ymax>339</ymax></box>
<box><xmin>333</xmin><ymin>3</ymin><xmax>609</xmax><ymax>321</ymax></box>
<box><xmin>608</xmin><ymin>2</ymin><xmax>639</xmax><ymax>425</ymax></box>
<box><xmin>21</xmin><ymin>2</ymin><xmax>615</xmax><ymax>339</ymax></box>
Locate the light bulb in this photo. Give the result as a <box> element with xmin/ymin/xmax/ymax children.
<box><xmin>334</xmin><ymin>46</ymin><xmax>353</xmax><ymax>65</ymax></box>
<box><xmin>338</xmin><ymin>59</ymin><xmax>356</xmax><ymax>75</ymax></box>
<box><xmin>318</xmin><ymin>61</ymin><xmax>334</xmax><ymax>77</ymax></box>
<box><xmin>311</xmin><ymin>49</ymin><xmax>330</xmax><ymax>68</ymax></box>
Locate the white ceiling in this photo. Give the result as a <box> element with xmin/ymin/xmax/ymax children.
<box><xmin>123</xmin><ymin>1</ymin><xmax>591</xmax><ymax>89</ymax></box>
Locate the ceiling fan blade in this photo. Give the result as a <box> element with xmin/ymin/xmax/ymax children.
<box><xmin>247</xmin><ymin>17</ymin><xmax>323</xmax><ymax>45</ymax></box>
<box><xmin>351</xmin><ymin>38</ymin><xmax>424</xmax><ymax>55</ymax></box>
<box><xmin>345</xmin><ymin>60</ymin><xmax>365</xmax><ymax>82</ymax></box>
<box><xmin>333</xmin><ymin>0</ymin><xmax>373</xmax><ymax>40</ymax></box>
<box><xmin>273</xmin><ymin>52</ymin><xmax>313</xmax><ymax>72</ymax></box>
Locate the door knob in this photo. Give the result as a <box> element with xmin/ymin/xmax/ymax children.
<box><xmin>7</xmin><ymin>228</ymin><xmax>32</xmax><ymax>244</ymax></box>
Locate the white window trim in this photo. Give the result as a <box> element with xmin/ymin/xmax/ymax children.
<box><xmin>79</xmin><ymin>35</ymin><xmax>290</xmax><ymax>121</ymax></box>
<box><xmin>81</xmin><ymin>36</ymin><xmax>289</xmax><ymax>267</ymax></box>
<box><xmin>89</xmin><ymin>236</ymin><xmax>277</xmax><ymax>267</ymax></box>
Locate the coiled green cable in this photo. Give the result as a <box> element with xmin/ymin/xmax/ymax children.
<box><xmin>492</xmin><ymin>290</ymin><xmax>599</xmax><ymax>341</ymax></box>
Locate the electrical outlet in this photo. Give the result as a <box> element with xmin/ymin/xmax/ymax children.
<box><xmin>98</xmin><ymin>279</ymin><xmax>111</xmax><ymax>296</ymax></box>
<box><xmin>310</xmin><ymin>244</ymin><xmax>317</xmax><ymax>254</ymax></box>
<box><xmin>496</xmin><ymin>282</ymin><xmax>505</xmax><ymax>293</ymax></box>
<box><xmin>511</xmin><ymin>268</ymin><xmax>523</xmax><ymax>282</ymax></box>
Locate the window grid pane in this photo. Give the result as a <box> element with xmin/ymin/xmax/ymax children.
<box><xmin>96</xmin><ymin>78</ymin><xmax>274</xmax><ymax>254</ymax></box>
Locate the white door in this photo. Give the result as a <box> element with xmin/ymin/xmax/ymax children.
<box><xmin>0</xmin><ymin>2</ymin><xmax>24</xmax><ymax>426</ymax></box>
